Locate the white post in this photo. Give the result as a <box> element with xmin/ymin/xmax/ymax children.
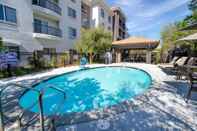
<box><xmin>146</xmin><ymin>50</ymin><xmax>152</xmax><ymax>64</ymax></box>
<box><xmin>116</xmin><ymin>49</ymin><xmax>121</xmax><ymax>63</ymax></box>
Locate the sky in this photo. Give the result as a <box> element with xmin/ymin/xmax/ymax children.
<box><xmin>107</xmin><ymin>0</ymin><xmax>192</xmax><ymax>40</ymax></box>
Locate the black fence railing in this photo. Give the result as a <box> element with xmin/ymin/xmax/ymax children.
<box><xmin>32</xmin><ymin>0</ymin><xmax>61</xmax><ymax>15</ymax></box>
<box><xmin>34</xmin><ymin>23</ymin><xmax>62</xmax><ymax>37</ymax></box>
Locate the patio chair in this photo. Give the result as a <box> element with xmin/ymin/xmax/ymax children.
<box><xmin>186</xmin><ymin>71</ymin><xmax>197</xmax><ymax>102</ymax></box>
<box><xmin>175</xmin><ymin>57</ymin><xmax>195</xmax><ymax>79</ymax></box>
<box><xmin>170</xmin><ymin>56</ymin><xmax>180</xmax><ymax>65</ymax></box>
<box><xmin>158</xmin><ymin>56</ymin><xmax>180</xmax><ymax>68</ymax></box>
<box><xmin>175</xmin><ymin>57</ymin><xmax>190</xmax><ymax>79</ymax></box>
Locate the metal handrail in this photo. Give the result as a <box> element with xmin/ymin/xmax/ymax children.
<box><xmin>32</xmin><ymin>0</ymin><xmax>61</xmax><ymax>15</ymax></box>
<box><xmin>44</xmin><ymin>84</ymin><xmax>66</xmax><ymax>99</ymax></box>
<box><xmin>0</xmin><ymin>83</ymin><xmax>67</xmax><ymax>131</ymax></box>
<box><xmin>33</xmin><ymin>22</ymin><xmax>62</xmax><ymax>37</ymax></box>
<box><xmin>0</xmin><ymin>83</ymin><xmax>45</xmax><ymax>131</ymax></box>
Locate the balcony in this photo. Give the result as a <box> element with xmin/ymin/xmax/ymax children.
<box><xmin>33</xmin><ymin>22</ymin><xmax>62</xmax><ymax>38</ymax></box>
<box><xmin>32</xmin><ymin>0</ymin><xmax>61</xmax><ymax>15</ymax></box>
<box><xmin>82</xmin><ymin>19</ymin><xmax>90</xmax><ymax>28</ymax></box>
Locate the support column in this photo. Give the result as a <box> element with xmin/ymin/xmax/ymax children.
<box><xmin>146</xmin><ymin>50</ymin><xmax>152</xmax><ymax>64</ymax></box>
<box><xmin>116</xmin><ymin>49</ymin><xmax>122</xmax><ymax>63</ymax></box>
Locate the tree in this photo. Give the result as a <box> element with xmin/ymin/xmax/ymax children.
<box><xmin>189</xmin><ymin>0</ymin><xmax>197</xmax><ymax>11</ymax></box>
<box><xmin>75</xmin><ymin>27</ymin><xmax>112</xmax><ymax>63</ymax></box>
<box><xmin>160</xmin><ymin>22</ymin><xmax>197</xmax><ymax>62</ymax></box>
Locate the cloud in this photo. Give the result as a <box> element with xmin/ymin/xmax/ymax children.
<box><xmin>114</xmin><ymin>0</ymin><xmax>142</xmax><ymax>7</ymax></box>
<box><xmin>136</xmin><ymin>0</ymin><xmax>189</xmax><ymax>18</ymax></box>
<box><xmin>108</xmin><ymin>0</ymin><xmax>191</xmax><ymax>39</ymax></box>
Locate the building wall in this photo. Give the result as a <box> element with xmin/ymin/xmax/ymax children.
<box><xmin>92</xmin><ymin>6</ymin><xmax>99</xmax><ymax>27</ymax></box>
<box><xmin>82</xmin><ymin>0</ymin><xmax>112</xmax><ymax>32</ymax></box>
<box><xmin>92</xmin><ymin>5</ymin><xmax>112</xmax><ymax>32</ymax></box>
<box><xmin>0</xmin><ymin>0</ymin><xmax>41</xmax><ymax>52</ymax></box>
<box><xmin>81</xmin><ymin>1</ymin><xmax>91</xmax><ymax>28</ymax></box>
<box><xmin>0</xmin><ymin>0</ymin><xmax>81</xmax><ymax>53</ymax></box>
<box><xmin>0</xmin><ymin>0</ymin><xmax>127</xmax><ymax>55</ymax></box>
<box><xmin>111</xmin><ymin>7</ymin><xmax>127</xmax><ymax>41</ymax></box>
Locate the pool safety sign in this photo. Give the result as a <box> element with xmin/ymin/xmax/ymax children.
<box><xmin>0</xmin><ymin>52</ymin><xmax>18</xmax><ymax>69</ymax></box>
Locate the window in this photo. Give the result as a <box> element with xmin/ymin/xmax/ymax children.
<box><xmin>34</xmin><ymin>19</ymin><xmax>49</xmax><ymax>33</ymax></box>
<box><xmin>101</xmin><ymin>8</ymin><xmax>105</xmax><ymax>18</ymax></box>
<box><xmin>71</xmin><ymin>0</ymin><xmax>76</xmax><ymax>3</ymax></box>
<box><xmin>32</xmin><ymin>0</ymin><xmax>38</xmax><ymax>4</ymax></box>
<box><xmin>68</xmin><ymin>27</ymin><xmax>77</xmax><ymax>39</ymax></box>
<box><xmin>0</xmin><ymin>4</ymin><xmax>4</xmax><ymax>20</ymax></box>
<box><xmin>68</xmin><ymin>7</ymin><xmax>76</xmax><ymax>18</ymax></box>
<box><xmin>34</xmin><ymin>18</ymin><xmax>42</xmax><ymax>32</ymax></box>
<box><xmin>108</xmin><ymin>16</ymin><xmax>111</xmax><ymax>23</ymax></box>
<box><xmin>0</xmin><ymin>4</ymin><xmax>17</xmax><ymax>24</ymax></box>
<box><xmin>5</xmin><ymin>6</ymin><xmax>17</xmax><ymax>23</ymax></box>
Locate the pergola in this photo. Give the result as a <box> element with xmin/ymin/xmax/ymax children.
<box><xmin>112</xmin><ymin>37</ymin><xmax>160</xmax><ymax>63</ymax></box>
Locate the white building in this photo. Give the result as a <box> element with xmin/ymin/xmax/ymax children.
<box><xmin>0</xmin><ymin>0</ymin><xmax>81</xmax><ymax>55</ymax></box>
<box><xmin>0</xmin><ymin>0</ymin><xmax>126</xmax><ymax>66</ymax></box>
<box><xmin>82</xmin><ymin>0</ymin><xmax>113</xmax><ymax>32</ymax></box>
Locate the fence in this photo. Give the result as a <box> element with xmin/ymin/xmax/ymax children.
<box><xmin>0</xmin><ymin>51</ymin><xmax>76</xmax><ymax>78</ymax></box>
<box><xmin>17</xmin><ymin>51</ymin><xmax>72</xmax><ymax>69</ymax></box>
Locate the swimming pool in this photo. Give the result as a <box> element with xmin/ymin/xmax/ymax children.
<box><xmin>19</xmin><ymin>66</ymin><xmax>152</xmax><ymax>116</ymax></box>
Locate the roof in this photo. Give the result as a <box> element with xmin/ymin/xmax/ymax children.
<box><xmin>178</xmin><ymin>33</ymin><xmax>197</xmax><ymax>42</ymax></box>
<box><xmin>112</xmin><ymin>37</ymin><xmax>160</xmax><ymax>49</ymax></box>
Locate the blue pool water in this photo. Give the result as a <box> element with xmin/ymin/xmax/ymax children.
<box><xmin>19</xmin><ymin>67</ymin><xmax>152</xmax><ymax>116</ymax></box>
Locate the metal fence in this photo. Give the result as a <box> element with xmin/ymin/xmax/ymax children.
<box><xmin>18</xmin><ymin>51</ymin><xmax>71</xmax><ymax>68</ymax></box>
<box><xmin>32</xmin><ymin>0</ymin><xmax>62</xmax><ymax>15</ymax></box>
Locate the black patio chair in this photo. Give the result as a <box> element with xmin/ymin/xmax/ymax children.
<box><xmin>186</xmin><ymin>71</ymin><xmax>197</xmax><ymax>102</ymax></box>
<box><xmin>176</xmin><ymin>57</ymin><xmax>194</xmax><ymax>80</ymax></box>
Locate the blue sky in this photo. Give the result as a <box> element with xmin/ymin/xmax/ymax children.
<box><xmin>107</xmin><ymin>0</ymin><xmax>192</xmax><ymax>40</ymax></box>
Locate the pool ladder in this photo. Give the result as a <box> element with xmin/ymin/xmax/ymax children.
<box><xmin>0</xmin><ymin>83</ymin><xmax>67</xmax><ymax>131</ymax></box>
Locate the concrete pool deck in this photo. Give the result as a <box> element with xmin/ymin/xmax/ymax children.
<box><xmin>0</xmin><ymin>63</ymin><xmax>197</xmax><ymax>131</ymax></box>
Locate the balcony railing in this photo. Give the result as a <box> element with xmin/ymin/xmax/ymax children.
<box><xmin>34</xmin><ymin>22</ymin><xmax>62</xmax><ymax>37</ymax></box>
<box><xmin>32</xmin><ymin>0</ymin><xmax>61</xmax><ymax>15</ymax></box>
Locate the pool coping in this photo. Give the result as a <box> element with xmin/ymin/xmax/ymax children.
<box><xmin>17</xmin><ymin>65</ymin><xmax>158</xmax><ymax>127</ymax></box>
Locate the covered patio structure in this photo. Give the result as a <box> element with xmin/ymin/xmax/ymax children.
<box><xmin>112</xmin><ymin>37</ymin><xmax>160</xmax><ymax>63</ymax></box>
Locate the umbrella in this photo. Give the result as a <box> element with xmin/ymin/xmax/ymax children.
<box><xmin>178</xmin><ymin>33</ymin><xmax>197</xmax><ymax>49</ymax></box>
<box><xmin>178</xmin><ymin>33</ymin><xmax>197</xmax><ymax>42</ymax></box>
<box><xmin>180</xmin><ymin>23</ymin><xmax>197</xmax><ymax>31</ymax></box>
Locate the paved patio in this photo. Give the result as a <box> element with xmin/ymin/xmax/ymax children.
<box><xmin>0</xmin><ymin>63</ymin><xmax>197</xmax><ymax>131</ymax></box>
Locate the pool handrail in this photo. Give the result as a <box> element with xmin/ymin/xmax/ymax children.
<box><xmin>0</xmin><ymin>83</ymin><xmax>45</xmax><ymax>131</ymax></box>
<box><xmin>45</xmin><ymin>84</ymin><xmax>66</xmax><ymax>99</ymax></box>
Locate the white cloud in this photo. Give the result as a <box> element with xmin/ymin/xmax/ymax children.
<box><xmin>109</xmin><ymin>0</ymin><xmax>191</xmax><ymax>39</ymax></box>
<box><xmin>136</xmin><ymin>0</ymin><xmax>190</xmax><ymax>17</ymax></box>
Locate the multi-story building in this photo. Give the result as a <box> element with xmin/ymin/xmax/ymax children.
<box><xmin>81</xmin><ymin>0</ymin><xmax>91</xmax><ymax>29</ymax></box>
<box><xmin>0</xmin><ymin>0</ymin><xmax>127</xmax><ymax>66</ymax></box>
<box><xmin>0</xmin><ymin>0</ymin><xmax>81</xmax><ymax>55</ymax></box>
<box><xmin>81</xmin><ymin>0</ymin><xmax>113</xmax><ymax>32</ymax></box>
<box><xmin>111</xmin><ymin>7</ymin><xmax>127</xmax><ymax>41</ymax></box>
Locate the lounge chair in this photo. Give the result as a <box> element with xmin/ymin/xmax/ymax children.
<box><xmin>175</xmin><ymin>57</ymin><xmax>190</xmax><ymax>79</ymax></box>
<box><xmin>158</xmin><ymin>56</ymin><xmax>180</xmax><ymax>68</ymax></box>
<box><xmin>186</xmin><ymin>71</ymin><xmax>197</xmax><ymax>102</ymax></box>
